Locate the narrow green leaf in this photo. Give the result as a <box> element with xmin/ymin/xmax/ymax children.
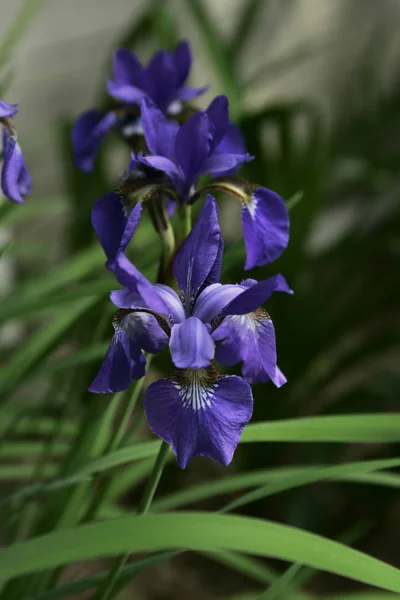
<box><xmin>228</xmin><ymin>0</ymin><xmax>265</xmax><ymax>59</ymax></box>
<box><xmin>0</xmin><ymin>298</ymin><xmax>97</xmax><ymax>396</ymax></box>
<box><xmin>77</xmin><ymin>440</ymin><xmax>164</xmax><ymax>476</ymax></box>
<box><xmin>241</xmin><ymin>414</ymin><xmax>400</xmax><ymax>443</ymax></box>
<box><xmin>153</xmin><ymin>458</ymin><xmax>400</xmax><ymax>512</ymax></box>
<box><xmin>1</xmin><ymin>513</ymin><xmax>400</xmax><ymax>591</ymax></box>
<box><xmin>257</xmin><ymin>563</ymin><xmax>303</xmax><ymax>600</ymax></box>
<box><xmin>0</xmin><ymin>0</ymin><xmax>44</xmax><ymax>69</ymax></box>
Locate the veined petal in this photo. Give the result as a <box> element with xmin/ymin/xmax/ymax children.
<box><xmin>0</xmin><ymin>100</ymin><xmax>18</xmax><ymax>118</ymax></box>
<box><xmin>173</xmin><ymin>194</ymin><xmax>221</xmax><ymax>311</ymax></box>
<box><xmin>214</xmin><ymin>310</ymin><xmax>286</xmax><ymax>386</ymax></box>
<box><xmin>193</xmin><ymin>283</ymin><xmax>243</xmax><ymax>323</ymax></box>
<box><xmin>72</xmin><ymin>110</ymin><xmax>116</xmax><ymax>172</ymax></box>
<box><xmin>89</xmin><ymin>332</ymin><xmax>146</xmax><ymax>393</ymax></box>
<box><xmin>1</xmin><ymin>130</ymin><xmax>31</xmax><ymax>203</ymax></box>
<box><xmin>144</xmin><ymin>368</ymin><xmax>253</xmax><ymax>468</ymax></box>
<box><xmin>242</xmin><ymin>186</ymin><xmax>289</xmax><ymax>269</ymax></box>
<box><xmin>154</xmin><ymin>284</ymin><xmax>185</xmax><ymax>323</ymax></box>
<box><xmin>202</xmin><ymin>236</ymin><xmax>224</xmax><ymax>289</ymax></box>
<box><xmin>170</xmin><ymin>317</ymin><xmax>214</xmax><ymax>369</ymax></box>
<box><xmin>223</xmin><ymin>274</ymin><xmax>293</xmax><ymax>317</ymax></box>
<box><xmin>140</xmin><ymin>98</ymin><xmax>179</xmax><ymax>158</ymax></box>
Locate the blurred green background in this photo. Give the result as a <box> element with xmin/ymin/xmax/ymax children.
<box><xmin>0</xmin><ymin>1</ymin><xmax>399</xmax><ymax>599</ymax></box>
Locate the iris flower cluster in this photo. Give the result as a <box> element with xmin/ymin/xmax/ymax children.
<box><xmin>72</xmin><ymin>41</ymin><xmax>293</xmax><ymax>468</ymax></box>
<box><xmin>0</xmin><ymin>100</ymin><xmax>31</xmax><ymax>203</ymax></box>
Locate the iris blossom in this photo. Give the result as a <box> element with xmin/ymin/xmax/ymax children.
<box><xmin>91</xmin><ymin>95</ymin><xmax>289</xmax><ymax>272</ymax></box>
<box><xmin>72</xmin><ymin>41</ymin><xmax>207</xmax><ymax>172</ymax></box>
<box><xmin>90</xmin><ymin>196</ymin><xmax>292</xmax><ymax>467</ymax></box>
<box><xmin>0</xmin><ymin>101</ymin><xmax>31</xmax><ymax>203</ymax></box>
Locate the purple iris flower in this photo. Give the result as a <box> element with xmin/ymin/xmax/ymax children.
<box><xmin>90</xmin><ymin>195</ymin><xmax>292</xmax><ymax>468</ymax></box>
<box><xmin>72</xmin><ymin>41</ymin><xmax>207</xmax><ymax>172</ymax></box>
<box><xmin>0</xmin><ymin>101</ymin><xmax>31</xmax><ymax>203</ymax></box>
<box><xmin>131</xmin><ymin>96</ymin><xmax>289</xmax><ymax>270</ymax></box>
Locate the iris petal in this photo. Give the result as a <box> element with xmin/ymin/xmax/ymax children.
<box><xmin>1</xmin><ymin>130</ymin><xmax>31</xmax><ymax>203</ymax></box>
<box><xmin>170</xmin><ymin>317</ymin><xmax>215</xmax><ymax>369</ymax></box>
<box><xmin>193</xmin><ymin>283</ymin><xmax>243</xmax><ymax>323</ymax></box>
<box><xmin>144</xmin><ymin>368</ymin><xmax>253</xmax><ymax>468</ymax></box>
<box><xmin>72</xmin><ymin>110</ymin><xmax>116</xmax><ymax>172</ymax></box>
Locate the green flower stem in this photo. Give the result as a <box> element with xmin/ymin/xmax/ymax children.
<box><xmin>92</xmin><ymin>441</ymin><xmax>170</xmax><ymax>600</ymax></box>
<box><xmin>177</xmin><ymin>204</ymin><xmax>192</xmax><ymax>242</ymax></box>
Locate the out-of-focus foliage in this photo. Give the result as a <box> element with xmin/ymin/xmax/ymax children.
<box><xmin>0</xmin><ymin>1</ymin><xmax>399</xmax><ymax>599</ymax></box>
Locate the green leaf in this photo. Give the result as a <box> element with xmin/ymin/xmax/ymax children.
<box><xmin>152</xmin><ymin>458</ymin><xmax>400</xmax><ymax>512</ymax></box>
<box><xmin>1</xmin><ymin>513</ymin><xmax>400</xmax><ymax>591</ymax></box>
<box><xmin>241</xmin><ymin>414</ymin><xmax>400</xmax><ymax>443</ymax></box>
<box><xmin>0</xmin><ymin>0</ymin><xmax>44</xmax><ymax>70</ymax></box>
<box><xmin>228</xmin><ymin>0</ymin><xmax>265</xmax><ymax>60</ymax></box>
<box><xmin>77</xmin><ymin>440</ymin><xmax>165</xmax><ymax>476</ymax></box>
<box><xmin>0</xmin><ymin>298</ymin><xmax>97</xmax><ymax>397</ymax></box>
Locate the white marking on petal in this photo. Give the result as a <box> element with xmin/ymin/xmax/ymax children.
<box><xmin>246</xmin><ymin>194</ymin><xmax>258</xmax><ymax>219</ymax></box>
<box><xmin>122</xmin><ymin>121</ymin><xmax>144</xmax><ymax>137</ymax></box>
<box><xmin>173</xmin><ymin>369</ymin><xmax>219</xmax><ymax>411</ymax></box>
<box><xmin>167</xmin><ymin>100</ymin><xmax>183</xmax><ymax>115</ymax></box>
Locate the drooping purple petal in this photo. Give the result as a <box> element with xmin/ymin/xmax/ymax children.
<box><xmin>116</xmin><ymin>308</ymin><xmax>168</xmax><ymax>354</ymax></box>
<box><xmin>91</xmin><ymin>192</ymin><xmax>129</xmax><ymax>267</ymax></box>
<box><xmin>140</xmin><ymin>99</ymin><xmax>180</xmax><ymax>158</ymax></box>
<box><xmin>89</xmin><ymin>332</ymin><xmax>146</xmax><ymax>393</ymax></box>
<box><xmin>1</xmin><ymin>130</ymin><xmax>31</xmax><ymax>203</ymax></box>
<box><xmin>0</xmin><ymin>101</ymin><xmax>18</xmax><ymax>118</ymax></box>
<box><xmin>214</xmin><ymin>311</ymin><xmax>286</xmax><ymax>386</ymax></box>
<box><xmin>223</xmin><ymin>274</ymin><xmax>293</xmax><ymax>317</ymax></box>
<box><xmin>72</xmin><ymin>110</ymin><xmax>117</xmax><ymax>172</ymax></box>
<box><xmin>242</xmin><ymin>186</ymin><xmax>290</xmax><ymax>270</ymax></box>
<box><xmin>174</xmin><ymin>111</ymin><xmax>211</xmax><ymax>187</ymax></box>
<box><xmin>170</xmin><ymin>317</ymin><xmax>215</xmax><ymax>369</ymax></box>
<box><xmin>144</xmin><ymin>369</ymin><xmax>253</xmax><ymax>468</ymax></box>
<box><xmin>173</xmin><ymin>195</ymin><xmax>221</xmax><ymax>311</ymax></box>
<box><xmin>193</xmin><ymin>283</ymin><xmax>243</xmax><ymax>323</ymax></box>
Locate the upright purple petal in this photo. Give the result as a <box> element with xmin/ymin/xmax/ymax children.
<box><xmin>140</xmin><ymin>99</ymin><xmax>179</xmax><ymax>158</ymax></box>
<box><xmin>1</xmin><ymin>130</ymin><xmax>31</xmax><ymax>203</ymax></box>
<box><xmin>145</xmin><ymin>369</ymin><xmax>253</xmax><ymax>468</ymax></box>
<box><xmin>223</xmin><ymin>274</ymin><xmax>293</xmax><ymax>317</ymax></box>
<box><xmin>72</xmin><ymin>110</ymin><xmax>117</xmax><ymax>172</ymax></box>
<box><xmin>206</xmin><ymin>95</ymin><xmax>230</xmax><ymax>151</ymax></box>
<box><xmin>214</xmin><ymin>311</ymin><xmax>286</xmax><ymax>386</ymax></box>
<box><xmin>202</xmin><ymin>236</ymin><xmax>224</xmax><ymax>289</ymax></box>
<box><xmin>173</xmin><ymin>41</ymin><xmax>191</xmax><ymax>88</ymax></box>
<box><xmin>242</xmin><ymin>186</ymin><xmax>290</xmax><ymax>270</ymax></box>
<box><xmin>89</xmin><ymin>332</ymin><xmax>146</xmax><ymax>393</ymax></box>
<box><xmin>0</xmin><ymin>101</ymin><xmax>18</xmax><ymax>118</ymax></box>
<box><xmin>170</xmin><ymin>317</ymin><xmax>215</xmax><ymax>369</ymax></box>
<box><xmin>174</xmin><ymin>111</ymin><xmax>211</xmax><ymax>187</ymax></box>
<box><xmin>173</xmin><ymin>195</ymin><xmax>221</xmax><ymax>310</ymax></box>
<box><xmin>112</xmin><ymin>48</ymin><xmax>144</xmax><ymax>85</ymax></box>
<box><xmin>153</xmin><ymin>284</ymin><xmax>185</xmax><ymax>323</ymax></box>
<box><xmin>213</xmin><ymin>123</ymin><xmax>250</xmax><ymax>177</ymax></box>
<box><xmin>145</xmin><ymin>51</ymin><xmax>177</xmax><ymax>110</ymax></box>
